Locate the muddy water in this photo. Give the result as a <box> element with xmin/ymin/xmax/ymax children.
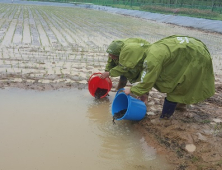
<box><xmin>0</xmin><ymin>88</ymin><xmax>171</xmax><ymax>170</ymax></box>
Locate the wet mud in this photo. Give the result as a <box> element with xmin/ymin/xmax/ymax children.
<box><xmin>136</xmin><ymin>79</ymin><xmax>222</xmax><ymax>170</ymax></box>
<box><xmin>94</xmin><ymin>88</ymin><xmax>108</xmax><ymax>99</ymax></box>
<box><xmin>113</xmin><ymin>109</ymin><xmax>127</xmax><ymax>124</ymax></box>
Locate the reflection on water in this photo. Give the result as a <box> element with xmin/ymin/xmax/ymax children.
<box><xmin>87</xmin><ymin>92</ymin><xmax>171</xmax><ymax>170</ymax></box>
<box><xmin>0</xmin><ymin>88</ymin><xmax>171</xmax><ymax>170</ymax></box>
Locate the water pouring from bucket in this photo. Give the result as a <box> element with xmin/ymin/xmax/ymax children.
<box><xmin>88</xmin><ymin>72</ymin><xmax>112</xmax><ymax>99</ymax></box>
<box><xmin>112</xmin><ymin>88</ymin><xmax>147</xmax><ymax>123</ymax></box>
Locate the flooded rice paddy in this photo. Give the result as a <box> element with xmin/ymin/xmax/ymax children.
<box><xmin>0</xmin><ymin>88</ymin><xmax>172</xmax><ymax>170</ymax></box>
<box><xmin>0</xmin><ymin>1</ymin><xmax>222</xmax><ymax>169</ymax></box>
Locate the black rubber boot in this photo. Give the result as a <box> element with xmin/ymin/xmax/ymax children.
<box><xmin>160</xmin><ymin>98</ymin><xmax>177</xmax><ymax>119</ymax></box>
<box><xmin>116</xmin><ymin>75</ymin><xmax>127</xmax><ymax>90</ymax></box>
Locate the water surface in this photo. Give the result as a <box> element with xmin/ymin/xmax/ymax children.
<box><xmin>0</xmin><ymin>88</ymin><xmax>171</xmax><ymax>170</ymax></box>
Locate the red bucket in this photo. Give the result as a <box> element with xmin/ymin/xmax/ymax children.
<box><xmin>88</xmin><ymin>72</ymin><xmax>112</xmax><ymax>98</ymax></box>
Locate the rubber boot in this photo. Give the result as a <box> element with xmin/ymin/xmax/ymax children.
<box><xmin>160</xmin><ymin>98</ymin><xmax>177</xmax><ymax>119</ymax></box>
<box><xmin>116</xmin><ymin>75</ymin><xmax>127</xmax><ymax>90</ymax></box>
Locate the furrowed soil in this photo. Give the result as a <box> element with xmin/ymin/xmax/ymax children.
<box><xmin>0</xmin><ymin>2</ymin><xmax>222</xmax><ymax>170</ymax></box>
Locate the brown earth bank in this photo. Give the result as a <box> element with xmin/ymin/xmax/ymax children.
<box><xmin>135</xmin><ymin>75</ymin><xmax>222</xmax><ymax>170</ymax></box>
<box><xmin>0</xmin><ymin>74</ymin><xmax>222</xmax><ymax>170</ymax></box>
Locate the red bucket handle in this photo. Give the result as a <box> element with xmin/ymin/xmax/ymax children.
<box><xmin>88</xmin><ymin>72</ymin><xmax>101</xmax><ymax>82</ymax></box>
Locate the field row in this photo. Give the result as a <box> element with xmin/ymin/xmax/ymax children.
<box><xmin>0</xmin><ymin>3</ymin><xmax>221</xmax><ymax>88</ymax></box>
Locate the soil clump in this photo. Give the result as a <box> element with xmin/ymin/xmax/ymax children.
<box><xmin>94</xmin><ymin>88</ymin><xmax>108</xmax><ymax>99</ymax></box>
<box><xmin>113</xmin><ymin>109</ymin><xmax>127</xmax><ymax>124</ymax></box>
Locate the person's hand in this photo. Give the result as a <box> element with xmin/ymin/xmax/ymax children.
<box><xmin>123</xmin><ymin>87</ymin><xmax>131</xmax><ymax>95</ymax></box>
<box><xmin>100</xmin><ymin>72</ymin><xmax>109</xmax><ymax>79</ymax></box>
<box><xmin>138</xmin><ymin>94</ymin><xmax>149</xmax><ymax>104</ymax></box>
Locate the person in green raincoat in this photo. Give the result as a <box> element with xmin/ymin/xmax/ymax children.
<box><xmin>100</xmin><ymin>35</ymin><xmax>215</xmax><ymax>119</ymax></box>
<box><xmin>102</xmin><ymin>37</ymin><xmax>150</xmax><ymax>90</ymax></box>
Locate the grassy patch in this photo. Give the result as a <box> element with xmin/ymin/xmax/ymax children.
<box><xmin>191</xmin><ymin>156</ymin><xmax>199</xmax><ymax>163</ymax></box>
<box><xmin>214</xmin><ymin>123</ymin><xmax>222</xmax><ymax>131</ymax></box>
<box><xmin>140</xmin><ymin>5</ymin><xmax>222</xmax><ymax>20</ymax></box>
<box><xmin>200</xmin><ymin>119</ymin><xmax>211</xmax><ymax>124</ymax></box>
<box><xmin>217</xmin><ymin>159</ymin><xmax>222</xmax><ymax>166</ymax></box>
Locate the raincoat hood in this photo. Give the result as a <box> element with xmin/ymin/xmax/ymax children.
<box><xmin>106</xmin><ymin>40</ymin><xmax>124</xmax><ymax>56</ymax></box>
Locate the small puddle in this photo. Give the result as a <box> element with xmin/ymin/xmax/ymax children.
<box><xmin>0</xmin><ymin>88</ymin><xmax>172</xmax><ymax>170</ymax></box>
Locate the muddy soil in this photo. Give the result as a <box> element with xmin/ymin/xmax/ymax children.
<box><xmin>0</xmin><ymin>2</ymin><xmax>222</xmax><ymax>170</ymax></box>
<box><xmin>135</xmin><ymin>75</ymin><xmax>222</xmax><ymax>170</ymax></box>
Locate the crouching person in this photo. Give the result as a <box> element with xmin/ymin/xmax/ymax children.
<box><xmin>102</xmin><ymin>35</ymin><xmax>215</xmax><ymax>119</ymax></box>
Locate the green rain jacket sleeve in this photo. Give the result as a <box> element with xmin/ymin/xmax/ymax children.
<box><xmin>130</xmin><ymin>54</ymin><xmax>162</xmax><ymax>96</ymax></box>
<box><xmin>130</xmin><ymin>44</ymin><xmax>169</xmax><ymax>96</ymax></box>
<box><xmin>109</xmin><ymin>64</ymin><xmax>130</xmax><ymax>77</ymax></box>
<box><xmin>105</xmin><ymin>57</ymin><xmax>118</xmax><ymax>72</ymax></box>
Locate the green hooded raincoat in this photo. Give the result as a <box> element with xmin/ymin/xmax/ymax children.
<box><xmin>108</xmin><ymin>35</ymin><xmax>215</xmax><ymax>104</ymax></box>
<box><xmin>105</xmin><ymin>38</ymin><xmax>150</xmax><ymax>83</ymax></box>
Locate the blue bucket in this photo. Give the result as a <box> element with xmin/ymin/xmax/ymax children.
<box><xmin>111</xmin><ymin>88</ymin><xmax>147</xmax><ymax>121</ymax></box>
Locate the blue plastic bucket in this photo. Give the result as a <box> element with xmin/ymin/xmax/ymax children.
<box><xmin>112</xmin><ymin>88</ymin><xmax>147</xmax><ymax>121</ymax></box>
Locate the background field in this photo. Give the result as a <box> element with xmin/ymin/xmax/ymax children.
<box><xmin>28</xmin><ymin>0</ymin><xmax>222</xmax><ymax>20</ymax></box>
<box><xmin>0</xmin><ymin>3</ymin><xmax>221</xmax><ymax>90</ymax></box>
